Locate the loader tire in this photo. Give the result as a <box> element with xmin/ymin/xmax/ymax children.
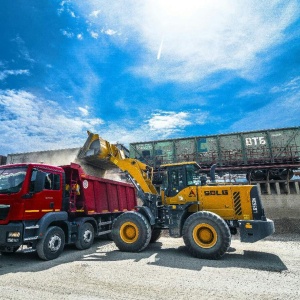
<box><xmin>36</xmin><ymin>226</ymin><xmax>65</xmax><ymax>260</ymax></box>
<box><xmin>150</xmin><ymin>228</ymin><xmax>162</xmax><ymax>243</ymax></box>
<box><xmin>112</xmin><ymin>211</ymin><xmax>151</xmax><ymax>252</ymax></box>
<box><xmin>75</xmin><ymin>222</ymin><xmax>95</xmax><ymax>250</ymax></box>
<box><xmin>183</xmin><ymin>211</ymin><xmax>231</xmax><ymax>260</ymax></box>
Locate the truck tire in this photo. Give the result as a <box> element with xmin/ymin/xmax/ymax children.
<box><xmin>150</xmin><ymin>229</ymin><xmax>162</xmax><ymax>243</ymax></box>
<box><xmin>36</xmin><ymin>226</ymin><xmax>65</xmax><ymax>260</ymax></box>
<box><xmin>75</xmin><ymin>222</ymin><xmax>95</xmax><ymax>250</ymax></box>
<box><xmin>183</xmin><ymin>211</ymin><xmax>231</xmax><ymax>259</ymax></box>
<box><xmin>112</xmin><ymin>211</ymin><xmax>151</xmax><ymax>252</ymax></box>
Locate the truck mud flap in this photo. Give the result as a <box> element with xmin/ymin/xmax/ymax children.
<box><xmin>239</xmin><ymin>218</ymin><xmax>275</xmax><ymax>243</ymax></box>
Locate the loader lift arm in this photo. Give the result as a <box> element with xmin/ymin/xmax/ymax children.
<box><xmin>78</xmin><ymin>131</ymin><xmax>159</xmax><ymax>197</ymax></box>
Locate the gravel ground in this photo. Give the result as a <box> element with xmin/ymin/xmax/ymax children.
<box><xmin>0</xmin><ymin>234</ymin><xmax>299</xmax><ymax>300</ymax></box>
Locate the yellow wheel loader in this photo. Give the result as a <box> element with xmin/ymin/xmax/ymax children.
<box><xmin>78</xmin><ymin>132</ymin><xmax>275</xmax><ymax>259</ymax></box>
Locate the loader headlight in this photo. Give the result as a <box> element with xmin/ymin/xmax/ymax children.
<box><xmin>7</xmin><ymin>231</ymin><xmax>21</xmax><ymax>242</ymax></box>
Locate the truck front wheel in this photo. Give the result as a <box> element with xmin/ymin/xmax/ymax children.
<box><xmin>183</xmin><ymin>211</ymin><xmax>231</xmax><ymax>259</ymax></box>
<box><xmin>112</xmin><ymin>212</ymin><xmax>151</xmax><ymax>252</ymax></box>
<box><xmin>36</xmin><ymin>226</ymin><xmax>65</xmax><ymax>260</ymax></box>
<box><xmin>75</xmin><ymin>222</ymin><xmax>95</xmax><ymax>250</ymax></box>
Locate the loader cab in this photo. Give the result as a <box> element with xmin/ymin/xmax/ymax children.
<box><xmin>162</xmin><ymin>162</ymin><xmax>203</xmax><ymax>197</ymax></box>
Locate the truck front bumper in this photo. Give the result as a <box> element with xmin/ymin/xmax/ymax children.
<box><xmin>0</xmin><ymin>222</ymin><xmax>23</xmax><ymax>250</ymax></box>
<box><xmin>239</xmin><ymin>218</ymin><xmax>275</xmax><ymax>243</ymax></box>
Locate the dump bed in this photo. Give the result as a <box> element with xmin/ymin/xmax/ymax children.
<box><xmin>61</xmin><ymin>163</ymin><xmax>137</xmax><ymax>214</ymax></box>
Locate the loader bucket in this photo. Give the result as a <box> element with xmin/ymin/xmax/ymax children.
<box><xmin>78</xmin><ymin>132</ymin><xmax>126</xmax><ymax>170</ymax></box>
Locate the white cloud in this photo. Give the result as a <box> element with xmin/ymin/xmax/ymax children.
<box><xmin>77</xmin><ymin>33</ymin><xmax>83</xmax><ymax>40</ymax></box>
<box><xmin>61</xmin><ymin>29</ymin><xmax>74</xmax><ymax>38</ymax></box>
<box><xmin>0</xmin><ymin>91</ymin><xmax>210</xmax><ymax>153</ymax></box>
<box><xmin>146</xmin><ymin>110</ymin><xmax>208</xmax><ymax>136</ymax></box>
<box><xmin>78</xmin><ymin>106</ymin><xmax>89</xmax><ymax>116</ymax></box>
<box><xmin>102</xmin><ymin>29</ymin><xmax>117</xmax><ymax>36</ymax></box>
<box><xmin>99</xmin><ymin>110</ymin><xmax>208</xmax><ymax>145</ymax></box>
<box><xmin>0</xmin><ymin>69</ymin><xmax>30</xmax><ymax>81</ymax></box>
<box><xmin>90</xmin><ymin>31</ymin><xmax>99</xmax><ymax>39</ymax></box>
<box><xmin>76</xmin><ymin>0</ymin><xmax>299</xmax><ymax>83</ymax></box>
<box><xmin>89</xmin><ymin>10</ymin><xmax>101</xmax><ymax>18</ymax></box>
<box><xmin>0</xmin><ymin>90</ymin><xmax>104</xmax><ymax>154</ymax></box>
<box><xmin>270</xmin><ymin>76</ymin><xmax>300</xmax><ymax>94</ymax></box>
<box><xmin>11</xmin><ymin>35</ymin><xmax>35</xmax><ymax>63</ymax></box>
<box><xmin>148</xmin><ymin>111</ymin><xmax>191</xmax><ymax>131</ymax></box>
<box><xmin>58</xmin><ymin>0</ymin><xmax>76</xmax><ymax>18</ymax></box>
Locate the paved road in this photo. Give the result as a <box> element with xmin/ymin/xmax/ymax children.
<box><xmin>0</xmin><ymin>234</ymin><xmax>299</xmax><ymax>300</ymax></box>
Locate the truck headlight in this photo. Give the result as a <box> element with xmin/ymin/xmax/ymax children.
<box><xmin>8</xmin><ymin>232</ymin><xmax>21</xmax><ymax>238</ymax></box>
<box><xmin>7</xmin><ymin>232</ymin><xmax>21</xmax><ymax>242</ymax></box>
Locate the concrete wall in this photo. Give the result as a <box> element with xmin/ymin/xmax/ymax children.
<box><xmin>7</xmin><ymin>148</ymin><xmax>81</xmax><ymax>166</ymax></box>
<box><xmin>6</xmin><ymin>148</ymin><xmax>123</xmax><ymax>181</ymax></box>
<box><xmin>258</xmin><ymin>182</ymin><xmax>300</xmax><ymax>234</ymax></box>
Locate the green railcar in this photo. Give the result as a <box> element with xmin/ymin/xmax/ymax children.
<box><xmin>129</xmin><ymin>127</ymin><xmax>300</xmax><ymax>181</ymax></box>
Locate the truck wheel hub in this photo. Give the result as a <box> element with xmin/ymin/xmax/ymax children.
<box><xmin>83</xmin><ymin>230</ymin><xmax>92</xmax><ymax>243</ymax></box>
<box><xmin>48</xmin><ymin>235</ymin><xmax>61</xmax><ymax>252</ymax></box>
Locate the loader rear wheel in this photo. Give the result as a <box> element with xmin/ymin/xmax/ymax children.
<box><xmin>112</xmin><ymin>212</ymin><xmax>151</xmax><ymax>252</ymax></box>
<box><xmin>75</xmin><ymin>222</ymin><xmax>95</xmax><ymax>250</ymax></box>
<box><xmin>183</xmin><ymin>211</ymin><xmax>231</xmax><ymax>259</ymax></box>
<box><xmin>36</xmin><ymin>226</ymin><xmax>65</xmax><ymax>260</ymax></box>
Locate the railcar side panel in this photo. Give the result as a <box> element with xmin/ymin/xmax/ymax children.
<box><xmin>129</xmin><ymin>127</ymin><xmax>300</xmax><ymax>174</ymax></box>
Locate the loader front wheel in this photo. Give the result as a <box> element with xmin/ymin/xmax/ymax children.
<box><xmin>112</xmin><ymin>212</ymin><xmax>151</xmax><ymax>252</ymax></box>
<box><xmin>183</xmin><ymin>211</ymin><xmax>231</xmax><ymax>259</ymax></box>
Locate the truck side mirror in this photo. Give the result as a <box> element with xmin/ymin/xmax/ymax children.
<box><xmin>34</xmin><ymin>171</ymin><xmax>46</xmax><ymax>193</ymax></box>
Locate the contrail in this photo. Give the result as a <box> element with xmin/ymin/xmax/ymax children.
<box><xmin>157</xmin><ymin>37</ymin><xmax>164</xmax><ymax>60</ymax></box>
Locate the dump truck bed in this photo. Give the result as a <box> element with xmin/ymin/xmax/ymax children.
<box><xmin>61</xmin><ymin>163</ymin><xmax>137</xmax><ymax>214</ymax></box>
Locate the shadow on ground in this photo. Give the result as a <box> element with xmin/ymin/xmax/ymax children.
<box><xmin>0</xmin><ymin>238</ymin><xmax>288</xmax><ymax>275</ymax></box>
<box><xmin>83</xmin><ymin>241</ymin><xmax>287</xmax><ymax>273</ymax></box>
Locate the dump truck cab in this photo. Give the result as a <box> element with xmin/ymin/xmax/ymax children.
<box><xmin>0</xmin><ymin>163</ymin><xmax>64</xmax><ymax>225</ymax></box>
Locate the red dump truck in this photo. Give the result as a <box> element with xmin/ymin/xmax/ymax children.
<box><xmin>0</xmin><ymin>162</ymin><xmax>137</xmax><ymax>260</ymax></box>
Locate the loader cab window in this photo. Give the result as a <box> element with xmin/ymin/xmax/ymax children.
<box><xmin>164</xmin><ymin>164</ymin><xmax>201</xmax><ymax>197</ymax></box>
<box><xmin>186</xmin><ymin>164</ymin><xmax>201</xmax><ymax>186</ymax></box>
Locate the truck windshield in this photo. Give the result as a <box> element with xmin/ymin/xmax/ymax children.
<box><xmin>0</xmin><ymin>167</ymin><xmax>27</xmax><ymax>194</ymax></box>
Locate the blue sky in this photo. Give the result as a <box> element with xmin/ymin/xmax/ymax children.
<box><xmin>1</xmin><ymin>0</ymin><xmax>300</xmax><ymax>155</ymax></box>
